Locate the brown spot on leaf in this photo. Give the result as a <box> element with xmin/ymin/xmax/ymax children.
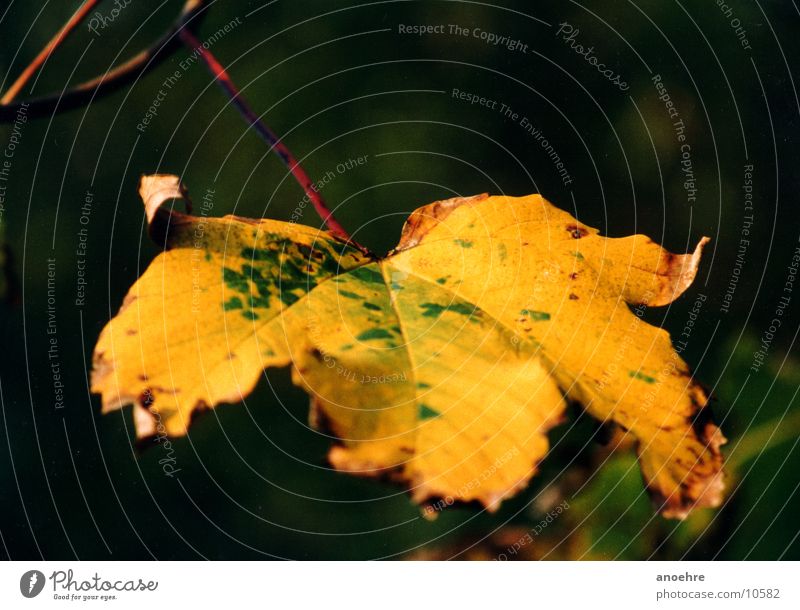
<box><xmin>567</xmin><ymin>224</ymin><xmax>588</xmax><ymax>239</ymax></box>
<box><xmin>394</xmin><ymin>193</ymin><xmax>489</xmax><ymax>251</ymax></box>
<box><xmin>139</xmin><ymin>389</ymin><xmax>154</xmax><ymax>408</ymax></box>
<box><xmin>639</xmin><ymin>382</ymin><xmax>726</xmax><ymax>519</ymax></box>
<box><xmin>189</xmin><ymin>400</ymin><xmax>211</xmax><ymax>426</ymax></box>
<box><xmin>308</xmin><ymin>396</ymin><xmax>346</xmax><ymax>440</ymax></box>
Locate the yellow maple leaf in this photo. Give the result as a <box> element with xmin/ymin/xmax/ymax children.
<box><xmin>92</xmin><ymin>174</ymin><xmax>725</xmax><ymax>518</ymax></box>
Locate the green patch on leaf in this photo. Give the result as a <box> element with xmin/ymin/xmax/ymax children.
<box><xmin>420</xmin><ymin>302</ymin><xmax>478</xmax><ymax>319</ymax></box>
<box><xmin>279</xmin><ymin>291</ymin><xmax>301</xmax><ymax>306</ymax></box>
<box><xmin>222</xmin><ymin>267</ymin><xmax>249</xmax><ymax>292</ymax></box>
<box><xmin>453</xmin><ymin>239</ymin><xmax>473</xmax><ymax>248</ymax></box>
<box><xmin>521</xmin><ymin>309</ymin><xmax>551</xmax><ymax>321</ymax></box>
<box><xmin>356</xmin><ymin>328</ymin><xmax>394</xmax><ymax>341</ymax></box>
<box><xmin>241</xmin><ymin>263</ymin><xmax>261</xmax><ymax>279</ymax></box>
<box><xmin>248</xmin><ymin>295</ymin><xmax>271</xmax><ymax>309</ymax></box>
<box><xmin>223</xmin><ymin>296</ymin><xmax>244</xmax><ymax>311</ymax></box>
<box><xmin>349</xmin><ymin>266</ymin><xmax>385</xmax><ymax>285</ymax></box>
<box><xmin>419</xmin><ymin>403</ymin><xmax>441</xmax><ymax>420</ymax></box>
<box><xmin>363</xmin><ymin>302</ymin><xmax>382</xmax><ymax>311</ymax></box>
<box><xmin>241</xmin><ymin>246</ymin><xmax>280</xmax><ymax>263</ymax></box>
<box><xmin>629</xmin><ymin>370</ymin><xmax>657</xmax><ymax>384</ymax></box>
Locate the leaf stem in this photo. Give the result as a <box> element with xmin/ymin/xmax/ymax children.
<box><xmin>0</xmin><ymin>0</ymin><xmax>101</xmax><ymax>105</ymax></box>
<box><xmin>177</xmin><ymin>28</ymin><xmax>368</xmax><ymax>254</ymax></box>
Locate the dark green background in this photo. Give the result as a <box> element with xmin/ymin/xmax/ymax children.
<box><xmin>1</xmin><ymin>0</ymin><xmax>798</xmax><ymax>559</ymax></box>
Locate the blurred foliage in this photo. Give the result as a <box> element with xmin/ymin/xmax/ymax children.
<box><xmin>412</xmin><ymin>339</ymin><xmax>800</xmax><ymax>560</ymax></box>
<box><xmin>0</xmin><ymin>0</ymin><xmax>798</xmax><ymax>559</ymax></box>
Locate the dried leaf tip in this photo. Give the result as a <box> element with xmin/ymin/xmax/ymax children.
<box><xmin>139</xmin><ymin>174</ymin><xmax>190</xmax><ymax>226</ymax></box>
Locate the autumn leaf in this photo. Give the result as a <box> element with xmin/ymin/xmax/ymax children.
<box><xmin>92</xmin><ymin>174</ymin><xmax>725</xmax><ymax>518</ymax></box>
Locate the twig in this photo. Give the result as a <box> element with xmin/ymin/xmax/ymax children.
<box><xmin>0</xmin><ymin>0</ymin><xmax>207</xmax><ymax>121</ymax></box>
<box><xmin>177</xmin><ymin>28</ymin><xmax>368</xmax><ymax>253</ymax></box>
<box><xmin>1</xmin><ymin>0</ymin><xmax>101</xmax><ymax>104</ymax></box>
<box><xmin>0</xmin><ymin>1</ymin><xmax>365</xmax><ymax>252</ymax></box>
